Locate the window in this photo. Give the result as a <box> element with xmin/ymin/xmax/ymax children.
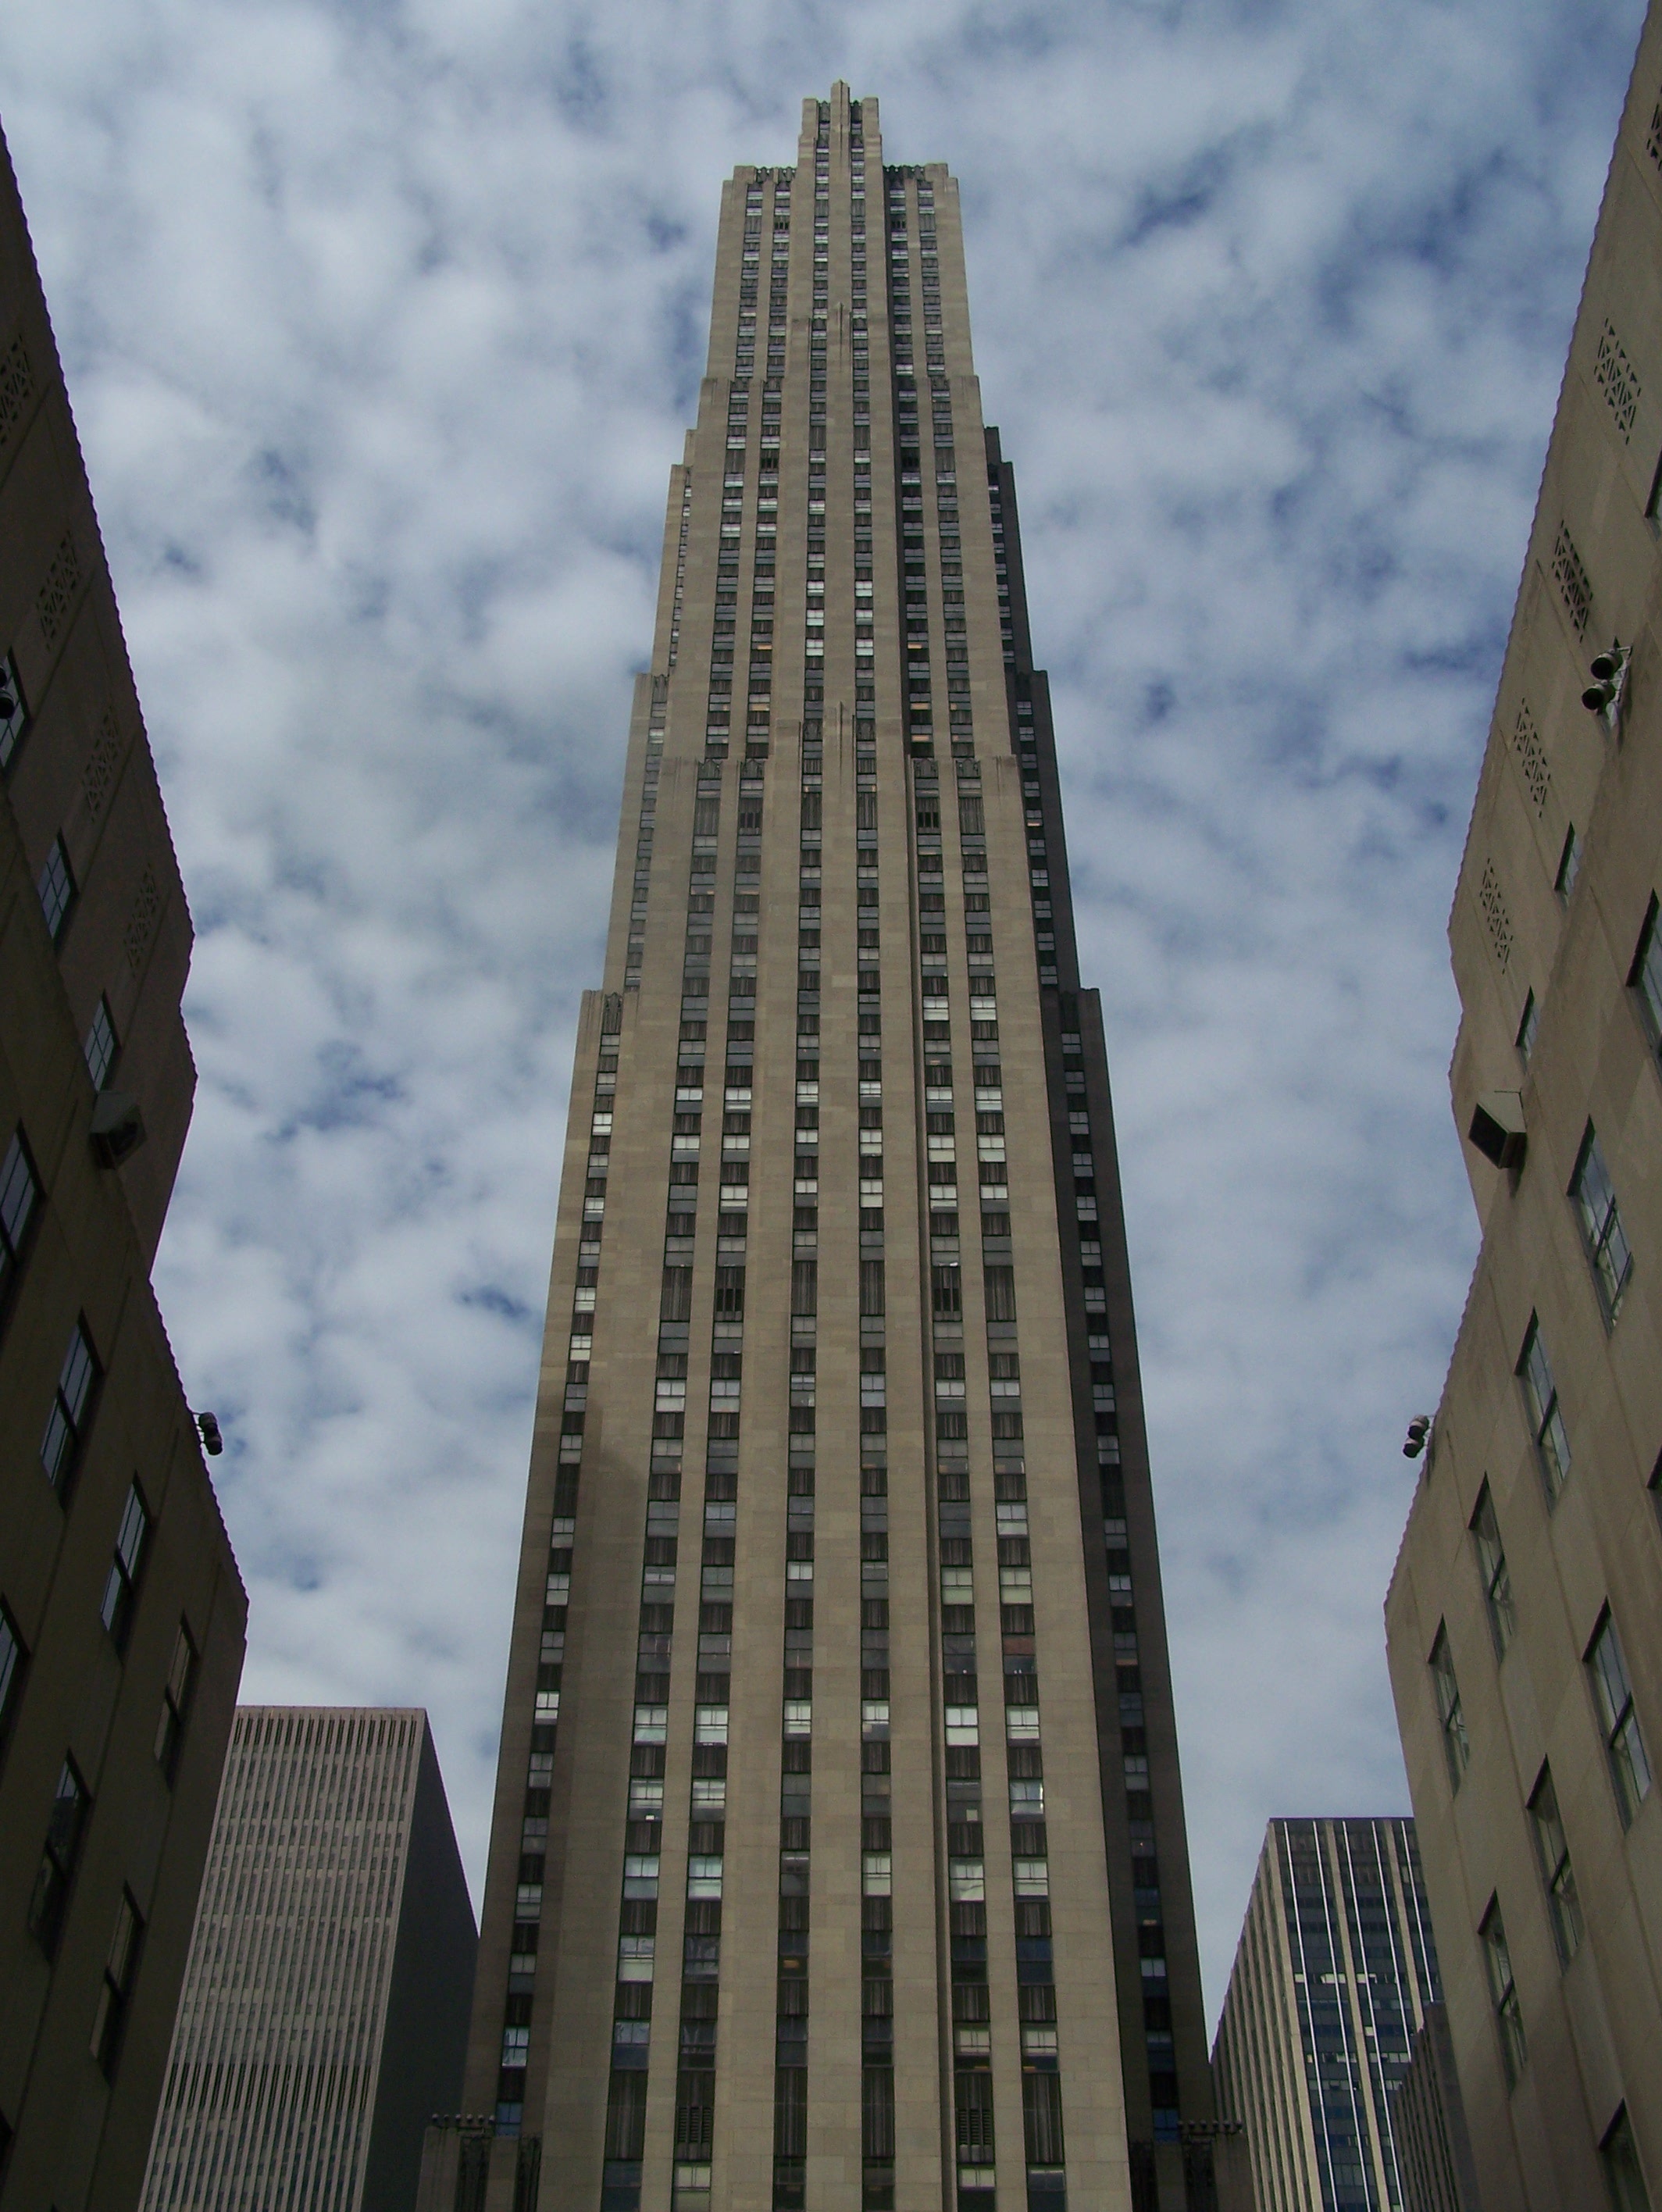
<box><xmin>1470</xmin><ymin>1482</ymin><xmax>1515</xmax><ymax>1656</ymax></box>
<box><xmin>1556</xmin><ymin>825</ymin><xmax>1582</xmax><ymax>900</ymax></box>
<box><xmin>1571</xmin><ymin>1126</ymin><xmax>1633</xmax><ymax>1322</ymax></box>
<box><xmin>1629</xmin><ymin>897</ymin><xmax>1662</xmax><ymax>1055</ymax></box>
<box><xmin>1600</xmin><ymin>2107</ymin><xmax>1654</xmax><ymax>2212</ymax></box>
<box><xmin>155</xmin><ymin>1622</ymin><xmax>197</xmax><ymax>1782</ymax></box>
<box><xmin>37</xmin><ymin>834</ymin><xmax>76</xmax><ymax>944</ymax></box>
<box><xmin>1516</xmin><ymin>990</ymin><xmax>1539</xmax><ymax>1064</ymax></box>
<box><xmin>0</xmin><ymin>1128</ymin><xmax>41</xmax><ymax>1300</ymax></box>
<box><xmin>91</xmin><ymin>1890</ymin><xmax>143</xmax><ymax>2075</ymax></box>
<box><xmin>84</xmin><ymin>999</ymin><xmax>119</xmax><ymax>1090</ymax></box>
<box><xmin>40</xmin><ymin>1319</ymin><xmax>98</xmax><ymax>1492</ymax></box>
<box><xmin>1430</xmin><ymin>1625</ymin><xmax>1468</xmax><ymax>1789</ymax></box>
<box><xmin>1480</xmin><ymin>1898</ymin><xmax>1525</xmax><ymax>2086</ymax></box>
<box><xmin>1527</xmin><ymin>1765</ymin><xmax>1582</xmax><ymax>1962</ymax></box>
<box><xmin>101</xmin><ymin>1483</ymin><xmax>150</xmax><ymax>1650</ymax></box>
<box><xmin>0</xmin><ymin>1600</ymin><xmax>27</xmax><ymax>1765</ymax></box>
<box><xmin>1518</xmin><ymin>1316</ymin><xmax>1570</xmax><ymax>1497</ymax></box>
<box><xmin>29</xmin><ymin>1757</ymin><xmax>90</xmax><ymax>1954</ymax></box>
<box><xmin>1588</xmin><ymin>1609</ymin><xmax>1652</xmax><ymax>1824</ymax></box>
<box><xmin>0</xmin><ymin>651</ymin><xmax>26</xmax><ymax>771</ymax></box>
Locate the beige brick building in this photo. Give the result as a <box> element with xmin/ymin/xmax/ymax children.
<box><xmin>433</xmin><ymin>84</ymin><xmax>1224</xmax><ymax>2212</ymax></box>
<box><xmin>1386</xmin><ymin>8</ymin><xmax>1662</xmax><ymax>2207</ymax></box>
<box><xmin>0</xmin><ymin>120</ymin><xmax>246</xmax><ymax>2212</ymax></box>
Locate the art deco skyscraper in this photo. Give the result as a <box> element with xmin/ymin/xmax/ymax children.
<box><xmin>444</xmin><ymin>87</ymin><xmax>1216</xmax><ymax>2212</ymax></box>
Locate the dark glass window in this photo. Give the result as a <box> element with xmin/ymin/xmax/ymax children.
<box><xmin>101</xmin><ymin>1483</ymin><xmax>151</xmax><ymax>1650</ymax></box>
<box><xmin>84</xmin><ymin>998</ymin><xmax>119</xmax><ymax>1090</ymax></box>
<box><xmin>1518</xmin><ymin>1316</ymin><xmax>1570</xmax><ymax>1497</ymax></box>
<box><xmin>1571</xmin><ymin>1125</ymin><xmax>1633</xmax><ymax>1322</ymax></box>
<box><xmin>0</xmin><ymin>651</ymin><xmax>27</xmax><ymax>769</ymax></box>
<box><xmin>1430</xmin><ymin>1625</ymin><xmax>1468</xmax><ymax>1789</ymax></box>
<box><xmin>1479</xmin><ymin>1897</ymin><xmax>1525</xmax><ymax>2088</ymax></box>
<box><xmin>29</xmin><ymin>1758</ymin><xmax>91</xmax><ymax>1954</ymax></box>
<box><xmin>1526</xmin><ymin>1765</ymin><xmax>1582</xmax><ymax>1964</ymax></box>
<box><xmin>37</xmin><ymin>835</ymin><xmax>76</xmax><ymax>944</ymax></box>
<box><xmin>0</xmin><ymin>1600</ymin><xmax>27</xmax><ymax>1766</ymax></box>
<box><xmin>1588</xmin><ymin>1609</ymin><xmax>1652</xmax><ymax>1825</ymax></box>
<box><xmin>91</xmin><ymin>1890</ymin><xmax>143</xmax><ymax>2075</ymax></box>
<box><xmin>0</xmin><ymin>1128</ymin><xmax>42</xmax><ymax>1302</ymax></box>
<box><xmin>41</xmin><ymin>1318</ymin><xmax>99</xmax><ymax>1492</ymax></box>
<box><xmin>155</xmin><ymin>1622</ymin><xmax>198</xmax><ymax>1782</ymax></box>
<box><xmin>1470</xmin><ymin>1482</ymin><xmax>1515</xmax><ymax>1656</ymax></box>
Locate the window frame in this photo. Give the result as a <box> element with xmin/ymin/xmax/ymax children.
<box><xmin>1515</xmin><ymin>988</ymin><xmax>1540</xmax><ymax>1064</ymax></box>
<box><xmin>1470</xmin><ymin>1481</ymin><xmax>1516</xmax><ymax>1657</ymax></box>
<box><xmin>28</xmin><ymin>1756</ymin><xmax>91</xmax><ymax>1957</ymax></box>
<box><xmin>1479</xmin><ymin>1896</ymin><xmax>1526</xmax><ymax>2089</ymax></box>
<box><xmin>1518</xmin><ymin>1315</ymin><xmax>1571</xmax><ymax>1500</ymax></box>
<box><xmin>0</xmin><ymin>1599</ymin><xmax>27</xmax><ymax>1770</ymax></box>
<box><xmin>37</xmin><ymin>833</ymin><xmax>77</xmax><ymax>945</ymax></box>
<box><xmin>0</xmin><ymin>1126</ymin><xmax>43</xmax><ymax>1314</ymax></box>
<box><xmin>155</xmin><ymin>1622</ymin><xmax>198</xmax><ymax>1784</ymax></box>
<box><xmin>1571</xmin><ymin>1123</ymin><xmax>1634</xmax><ymax>1324</ymax></box>
<box><xmin>1526</xmin><ymin>1764</ymin><xmax>1583</xmax><ymax>1964</ymax></box>
<box><xmin>101</xmin><ymin>1481</ymin><xmax>152</xmax><ymax>1652</ymax></box>
<box><xmin>83</xmin><ymin>997</ymin><xmax>119</xmax><ymax>1092</ymax></box>
<box><xmin>1430</xmin><ymin>1624</ymin><xmax>1469</xmax><ymax>1790</ymax></box>
<box><xmin>90</xmin><ymin>1889</ymin><xmax>144</xmax><ymax>2077</ymax></box>
<box><xmin>40</xmin><ymin>1316</ymin><xmax>100</xmax><ymax>1496</ymax></box>
<box><xmin>1599</xmin><ymin>2104</ymin><xmax>1654</xmax><ymax>2212</ymax></box>
<box><xmin>1629</xmin><ymin>894</ymin><xmax>1662</xmax><ymax>1058</ymax></box>
<box><xmin>1587</xmin><ymin>1607</ymin><xmax>1652</xmax><ymax>1826</ymax></box>
<box><xmin>0</xmin><ymin>649</ymin><xmax>27</xmax><ymax>772</ymax></box>
<box><xmin>1556</xmin><ymin>824</ymin><xmax>1582</xmax><ymax>901</ymax></box>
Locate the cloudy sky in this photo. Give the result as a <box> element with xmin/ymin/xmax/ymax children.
<box><xmin>2</xmin><ymin>0</ymin><xmax>1646</xmax><ymax>2026</ymax></box>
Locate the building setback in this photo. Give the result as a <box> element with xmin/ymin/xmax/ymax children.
<box><xmin>1385</xmin><ymin>5</ymin><xmax>1662</xmax><ymax>2209</ymax></box>
<box><xmin>434</xmin><ymin>84</ymin><xmax>1218</xmax><ymax>2212</ymax></box>
<box><xmin>142</xmin><ymin>1707</ymin><xmax>477</xmax><ymax>2212</ymax></box>
<box><xmin>0</xmin><ymin>120</ymin><xmax>247</xmax><ymax>2212</ymax></box>
<box><xmin>1212</xmin><ymin>1819</ymin><xmax>1443</xmax><ymax>2212</ymax></box>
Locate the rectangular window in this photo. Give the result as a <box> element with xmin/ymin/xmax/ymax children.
<box><xmin>1587</xmin><ymin>1608</ymin><xmax>1652</xmax><ymax>1825</ymax></box>
<box><xmin>1629</xmin><ymin>896</ymin><xmax>1662</xmax><ymax>1056</ymax></box>
<box><xmin>101</xmin><ymin>1482</ymin><xmax>151</xmax><ymax>1650</ymax></box>
<box><xmin>0</xmin><ymin>651</ymin><xmax>27</xmax><ymax>770</ymax></box>
<box><xmin>1600</xmin><ymin>2107</ymin><xmax>1653</xmax><ymax>2212</ymax></box>
<box><xmin>84</xmin><ymin>998</ymin><xmax>119</xmax><ymax>1090</ymax></box>
<box><xmin>1430</xmin><ymin>1625</ymin><xmax>1468</xmax><ymax>1789</ymax></box>
<box><xmin>1470</xmin><ymin>1482</ymin><xmax>1515</xmax><ymax>1656</ymax></box>
<box><xmin>0</xmin><ymin>1127</ymin><xmax>42</xmax><ymax>1300</ymax></box>
<box><xmin>1556</xmin><ymin>825</ymin><xmax>1582</xmax><ymax>900</ymax></box>
<box><xmin>1480</xmin><ymin>1898</ymin><xmax>1525</xmax><ymax>2087</ymax></box>
<box><xmin>1516</xmin><ymin>989</ymin><xmax>1539</xmax><ymax>1064</ymax></box>
<box><xmin>155</xmin><ymin>1622</ymin><xmax>198</xmax><ymax>1782</ymax></box>
<box><xmin>37</xmin><ymin>834</ymin><xmax>76</xmax><ymax>944</ymax></box>
<box><xmin>41</xmin><ymin>1318</ymin><xmax>99</xmax><ymax>1493</ymax></box>
<box><xmin>1527</xmin><ymin>1764</ymin><xmax>1582</xmax><ymax>1963</ymax></box>
<box><xmin>1518</xmin><ymin>1316</ymin><xmax>1570</xmax><ymax>1497</ymax></box>
<box><xmin>1571</xmin><ymin>1125</ymin><xmax>1633</xmax><ymax>1322</ymax></box>
<box><xmin>91</xmin><ymin>1889</ymin><xmax>143</xmax><ymax>2075</ymax></box>
<box><xmin>29</xmin><ymin>1757</ymin><xmax>91</xmax><ymax>1955</ymax></box>
<box><xmin>0</xmin><ymin>1600</ymin><xmax>27</xmax><ymax>1766</ymax></box>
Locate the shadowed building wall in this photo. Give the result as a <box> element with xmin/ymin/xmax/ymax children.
<box><xmin>0</xmin><ymin>116</ymin><xmax>246</xmax><ymax>2212</ymax></box>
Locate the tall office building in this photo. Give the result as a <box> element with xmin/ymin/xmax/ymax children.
<box><xmin>141</xmin><ymin>1708</ymin><xmax>477</xmax><ymax>2212</ymax></box>
<box><xmin>447</xmin><ymin>86</ymin><xmax>1215</xmax><ymax>2212</ymax></box>
<box><xmin>1212</xmin><ymin>1820</ymin><xmax>1444</xmax><ymax>2212</ymax></box>
<box><xmin>1385</xmin><ymin>5</ymin><xmax>1662</xmax><ymax>2207</ymax></box>
<box><xmin>0</xmin><ymin>125</ymin><xmax>247</xmax><ymax>2210</ymax></box>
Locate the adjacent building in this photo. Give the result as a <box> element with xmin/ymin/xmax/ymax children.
<box><xmin>1390</xmin><ymin>2007</ymin><xmax>1482</xmax><ymax>2212</ymax></box>
<box><xmin>141</xmin><ymin>1707</ymin><xmax>477</xmax><ymax>2212</ymax></box>
<box><xmin>0</xmin><ymin>122</ymin><xmax>247</xmax><ymax>2212</ymax></box>
<box><xmin>1385</xmin><ymin>5</ymin><xmax>1662</xmax><ymax>2207</ymax></box>
<box><xmin>1212</xmin><ymin>1819</ymin><xmax>1443</xmax><ymax>2212</ymax></box>
<box><xmin>440</xmin><ymin>82</ymin><xmax>1218</xmax><ymax>2212</ymax></box>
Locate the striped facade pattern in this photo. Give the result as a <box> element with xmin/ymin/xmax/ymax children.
<box><xmin>1212</xmin><ymin>1820</ymin><xmax>1441</xmax><ymax>2212</ymax></box>
<box><xmin>139</xmin><ymin>1707</ymin><xmax>426</xmax><ymax>2212</ymax></box>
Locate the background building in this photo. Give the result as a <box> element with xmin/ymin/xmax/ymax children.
<box><xmin>443</xmin><ymin>83</ymin><xmax>1217</xmax><ymax>2212</ymax></box>
<box><xmin>1390</xmin><ymin>2007</ymin><xmax>1482</xmax><ymax>2212</ymax></box>
<box><xmin>1212</xmin><ymin>1818</ymin><xmax>1441</xmax><ymax>2212</ymax></box>
<box><xmin>0</xmin><ymin>120</ymin><xmax>247</xmax><ymax>2212</ymax></box>
<box><xmin>1385</xmin><ymin>5</ymin><xmax>1662</xmax><ymax>2207</ymax></box>
<box><xmin>141</xmin><ymin>1707</ymin><xmax>476</xmax><ymax>2212</ymax></box>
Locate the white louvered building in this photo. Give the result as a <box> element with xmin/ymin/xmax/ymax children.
<box><xmin>140</xmin><ymin>1707</ymin><xmax>476</xmax><ymax>2212</ymax></box>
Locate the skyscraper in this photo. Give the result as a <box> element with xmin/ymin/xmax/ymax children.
<box><xmin>448</xmin><ymin>86</ymin><xmax>1214</xmax><ymax>2212</ymax></box>
<box><xmin>1385</xmin><ymin>6</ymin><xmax>1662</xmax><ymax>2205</ymax></box>
<box><xmin>1211</xmin><ymin>1820</ymin><xmax>1444</xmax><ymax>2212</ymax></box>
<box><xmin>0</xmin><ymin>122</ymin><xmax>246</xmax><ymax>2210</ymax></box>
<box><xmin>141</xmin><ymin>1708</ymin><xmax>477</xmax><ymax>2212</ymax></box>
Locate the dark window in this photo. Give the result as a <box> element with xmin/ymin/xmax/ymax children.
<box><xmin>0</xmin><ymin>1600</ymin><xmax>27</xmax><ymax>1766</ymax></box>
<box><xmin>1470</xmin><ymin>1482</ymin><xmax>1515</xmax><ymax>1656</ymax></box>
<box><xmin>101</xmin><ymin>1482</ymin><xmax>151</xmax><ymax>1650</ymax></box>
<box><xmin>1515</xmin><ymin>989</ymin><xmax>1539</xmax><ymax>1064</ymax></box>
<box><xmin>1555</xmin><ymin>824</ymin><xmax>1582</xmax><ymax>900</ymax></box>
<box><xmin>1022</xmin><ymin>2071</ymin><xmax>1065</xmax><ymax>2164</ymax></box>
<box><xmin>0</xmin><ymin>1128</ymin><xmax>42</xmax><ymax>1302</ymax></box>
<box><xmin>84</xmin><ymin>998</ymin><xmax>119</xmax><ymax>1090</ymax></box>
<box><xmin>29</xmin><ymin>1757</ymin><xmax>91</xmax><ymax>1954</ymax></box>
<box><xmin>1526</xmin><ymin>1765</ymin><xmax>1582</xmax><ymax>1964</ymax></box>
<box><xmin>1600</xmin><ymin>2106</ymin><xmax>1653</xmax><ymax>2212</ymax></box>
<box><xmin>37</xmin><ymin>835</ymin><xmax>76</xmax><ymax>944</ymax></box>
<box><xmin>155</xmin><ymin>1622</ymin><xmax>198</xmax><ymax>1783</ymax></box>
<box><xmin>1571</xmin><ymin>1125</ymin><xmax>1633</xmax><ymax>1322</ymax></box>
<box><xmin>0</xmin><ymin>651</ymin><xmax>27</xmax><ymax>771</ymax></box>
<box><xmin>1518</xmin><ymin>1316</ymin><xmax>1569</xmax><ymax>1497</ymax></box>
<box><xmin>1430</xmin><ymin>1625</ymin><xmax>1468</xmax><ymax>1789</ymax></box>
<box><xmin>984</xmin><ymin>1267</ymin><xmax>1017</xmax><ymax>1322</ymax></box>
<box><xmin>1479</xmin><ymin>1896</ymin><xmax>1525</xmax><ymax>2088</ymax></box>
<box><xmin>1588</xmin><ymin>1608</ymin><xmax>1651</xmax><ymax>1825</ymax></box>
<box><xmin>41</xmin><ymin>1319</ymin><xmax>99</xmax><ymax>1492</ymax></box>
<box><xmin>91</xmin><ymin>1889</ymin><xmax>144</xmax><ymax>2075</ymax></box>
<box><xmin>1629</xmin><ymin>896</ymin><xmax>1662</xmax><ymax>1056</ymax></box>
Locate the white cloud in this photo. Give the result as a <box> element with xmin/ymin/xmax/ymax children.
<box><xmin>1</xmin><ymin>0</ymin><xmax>1644</xmax><ymax>2028</ymax></box>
